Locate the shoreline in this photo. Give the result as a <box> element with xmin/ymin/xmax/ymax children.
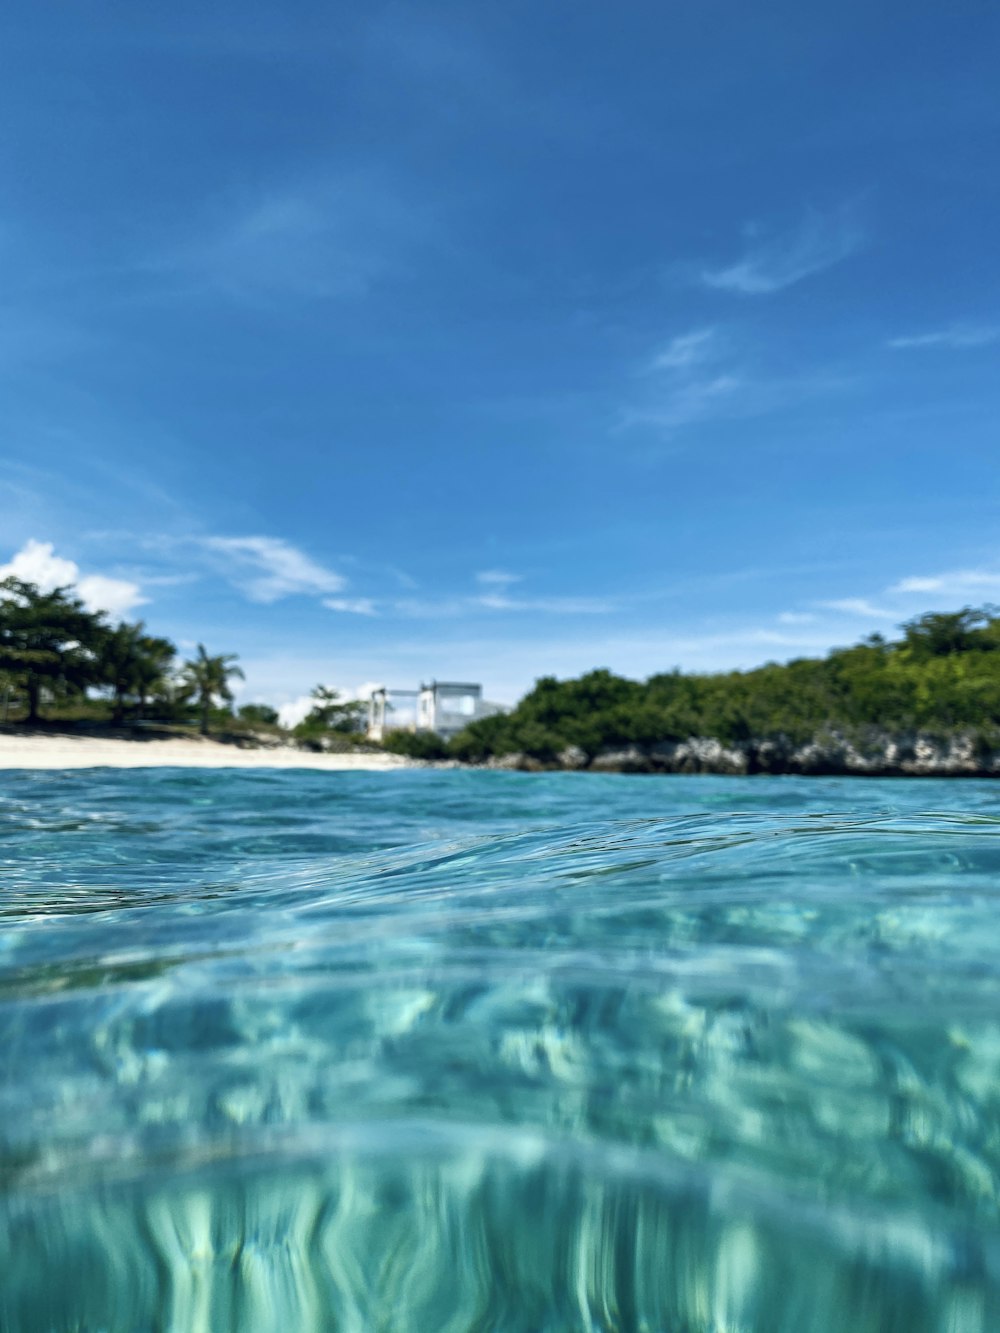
<box><xmin>2</xmin><ymin>730</ymin><xmax>999</xmax><ymax>777</ymax></box>
<box><xmin>0</xmin><ymin>733</ymin><xmax>417</xmax><ymax>771</ymax></box>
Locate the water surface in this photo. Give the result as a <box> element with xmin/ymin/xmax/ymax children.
<box><xmin>3</xmin><ymin>770</ymin><xmax>1000</xmax><ymax>1330</ymax></box>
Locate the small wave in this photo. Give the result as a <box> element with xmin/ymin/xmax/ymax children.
<box><xmin>3</xmin><ymin>772</ymin><xmax>1000</xmax><ymax>1328</ymax></box>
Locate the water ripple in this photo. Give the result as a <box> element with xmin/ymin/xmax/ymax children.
<box><xmin>3</xmin><ymin>770</ymin><xmax>1000</xmax><ymax>1329</ymax></box>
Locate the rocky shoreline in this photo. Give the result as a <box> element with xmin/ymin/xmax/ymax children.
<box><xmin>475</xmin><ymin>730</ymin><xmax>1000</xmax><ymax>777</ymax></box>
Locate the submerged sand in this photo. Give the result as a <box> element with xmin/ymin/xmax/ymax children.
<box><xmin>0</xmin><ymin>734</ymin><xmax>416</xmax><ymax>771</ymax></box>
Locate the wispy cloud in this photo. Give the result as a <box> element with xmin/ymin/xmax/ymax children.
<box><xmin>394</xmin><ymin>593</ymin><xmax>615</xmax><ymax>618</ymax></box>
<box><xmin>821</xmin><ymin>597</ymin><xmax>897</xmax><ymax>620</ymax></box>
<box><xmin>889</xmin><ymin>568</ymin><xmax>1000</xmax><ymax>597</ymax></box>
<box><xmin>785</xmin><ymin>566</ymin><xmax>1000</xmax><ymax>638</ymax></box>
<box><xmin>887</xmin><ymin>325</ymin><xmax>999</xmax><ymax>351</ymax></box>
<box><xmin>0</xmin><ymin>539</ymin><xmax>147</xmax><ymax>619</ymax></box>
<box><xmin>649</xmin><ymin>328</ymin><xmax>716</xmax><ymax>371</ymax></box>
<box><xmin>202</xmin><ymin>535</ymin><xmax>346</xmax><ymax>602</ymax></box>
<box><xmin>475</xmin><ymin>569</ymin><xmax>522</xmax><ymax>588</ymax></box>
<box><xmin>473</xmin><ymin>592</ymin><xmax>615</xmax><ymax>614</ymax></box>
<box><xmin>702</xmin><ymin>207</ymin><xmax>864</xmax><ymax>296</ymax></box>
<box><xmin>622</xmin><ymin>318</ymin><xmax>853</xmax><ymax>437</ymax></box>
<box><xmin>323</xmin><ymin>597</ymin><xmax>378</xmax><ymax>616</ymax></box>
<box><xmin>157</xmin><ymin>173</ymin><xmax>434</xmax><ymax>304</ymax></box>
<box><xmin>620</xmin><ymin>326</ymin><xmax>748</xmax><ymax>431</ymax></box>
<box><xmin>393</xmin><ymin>572</ymin><xmax>617</xmax><ymax>619</ymax></box>
<box><xmin>623</xmin><ymin>374</ymin><xmax>744</xmax><ymax>431</ymax></box>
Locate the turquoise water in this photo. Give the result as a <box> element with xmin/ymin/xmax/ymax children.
<box><xmin>3</xmin><ymin>770</ymin><xmax>1000</xmax><ymax>1331</ymax></box>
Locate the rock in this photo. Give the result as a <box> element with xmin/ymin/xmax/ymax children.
<box><xmin>589</xmin><ymin>746</ymin><xmax>654</xmax><ymax>773</ymax></box>
<box><xmin>557</xmin><ymin>745</ymin><xmax>589</xmax><ymax>770</ymax></box>
<box><xmin>647</xmin><ymin>741</ymin><xmax>679</xmax><ymax>768</ymax></box>
<box><xmin>751</xmin><ymin>738</ymin><xmax>794</xmax><ymax>773</ymax></box>
<box><xmin>477</xmin><ymin>727</ymin><xmax>1000</xmax><ymax>777</ymax></box>
<box><xmin>670</xmin><ymin>737</ymin><xmax>748</xmax><ymax>775</ymax></box>
<box><xmin>900</xmin><ymin>733</ymin><xmax>979</xmax><ymax>776</ymax></box>
<box><xmin>487</xmin><ymin>752</ymin><xmax>527</xmax><ymax>770</ymax></box>
<box><xmin>519</xmin><ymin>755</ymin><xmax>547</xmax><ymax>772</ymax></box>
<box><xmin>786</xmin><ymin>729</ymin><xmax>1000</xmax><ymax>776</ymax></box>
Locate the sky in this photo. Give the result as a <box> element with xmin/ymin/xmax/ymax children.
<box><xmin>2</xmin><ymin>0</ymin><xmax>999</xmax><ymax>719</ymax></box>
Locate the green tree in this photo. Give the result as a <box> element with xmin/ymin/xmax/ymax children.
<box><xmin>303</xmin><ymin>684</ymin><xmax>366</xmax><ymax>734</ymax></box>
<box><xmin>99</xmin><ymin>623</ymin><xmax>177</xmax><ymax>725</ymax></box>
<box><xmin>901</xmin><ymin>608</ymin><xmax>996</xmax><ymax>659</ymax></box>
<box><xmin>101</xmin><ymin>623</ymin><xmax>142</xmax><ymax>726</ymax></box>
<box><xmin>237</xmin><ymin>702</ymin><xmax>280</xmax><ymax>726</ymax></box>
<box><xmin>0</xmin><ymin>578</ymin><xmax>106</xmax><ymax>724</ymax></box>
<box><xmin>180</xmin><ymin>644</ymin><xmax>244</xmax><ymax>735</ymax></box>
<box><xmin>132</xmin><ymin>633</ymin><xmax>177</xmax><ymax>718</ymax></box>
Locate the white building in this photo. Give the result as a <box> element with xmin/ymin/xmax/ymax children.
<box><xmin>367</xmin><ymin>681</ymin><xmax>507</xmax><ymax>742</ymax></box>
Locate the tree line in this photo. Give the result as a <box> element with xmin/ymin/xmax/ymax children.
<box><xmin>439</xmin><ymin>607</ymin><xmax>1000</xmax><ymax>763</ymax></box>
<box><xmin>0</xmin><ymin>577</ymin><xmax>246</xmax><ymax>733</ymax></box>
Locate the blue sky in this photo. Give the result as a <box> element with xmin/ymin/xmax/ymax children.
<box><xmin>2</xmin><ymin>0</ymin><xmax>998</xmax><ymax>715</ymax></box>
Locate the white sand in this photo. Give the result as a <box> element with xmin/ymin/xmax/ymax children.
<box><xmin>0</xmin><ymin>734</ymin><xmax>417</xmax><ymax>771</ymax></box>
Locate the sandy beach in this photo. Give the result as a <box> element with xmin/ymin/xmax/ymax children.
<box><xmin>0</xmin><ymin>734</ymin><xmax>416</xmax><ymax>771</ymax></box>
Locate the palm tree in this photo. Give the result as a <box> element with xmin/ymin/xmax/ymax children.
<box><xmin>102</xmin><ymin>623</ymin><xmax>142</xmax><ymax>726</ymax></box>
<box><xmin>180</xmin><ymin>644</ymin><xmax>244</xmax><ymax>736</ymax></box>
<box><xmin>100</xmin><ymin>624</ymin><xmax>177</xmax><ymax>725</ymax></box>
<box><xmin>133</xmin><ymin>634</ymin><xmax>176</xmax><ymax>719</ymax></box>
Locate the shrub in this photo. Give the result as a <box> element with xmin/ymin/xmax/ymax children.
<box><xmin>382</xmin><ymin>729</ymin><xmax>449</xmax><ymax>760</ymax></box>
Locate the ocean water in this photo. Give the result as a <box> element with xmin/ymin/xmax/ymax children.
<box><xmin>3</xmin><ymin>770</ymin><xmax>1000</xmax><ymax>1332</ymax></box>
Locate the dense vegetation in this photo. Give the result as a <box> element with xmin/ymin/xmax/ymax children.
<box><xmin>0</xmin><ymin>576</ymin><xmax>250</xmax><ymax>735</ymax></box>
<box><xmin>381</xmin><ymin>729</ymin><xmax>452</xmax><ymax>760</ymax></box>
<box><xmin>448</xmin><ymin>609</ymin><xmax>1000</xmax><ymax>763</ymax></box>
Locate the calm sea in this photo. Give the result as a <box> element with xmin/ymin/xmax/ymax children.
<box><xmin>3</xmin><ymin>769</ymin><xmax>1000</xmax><ymax>1331</ymax></box>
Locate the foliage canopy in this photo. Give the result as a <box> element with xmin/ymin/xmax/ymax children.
<box><xmin>449</xmin><ymin>608</ymin><xmax>1000</xmax><ymax>762</ymax></box>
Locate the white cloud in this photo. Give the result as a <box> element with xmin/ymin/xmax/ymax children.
<box><xmin>76</xmin><ymin>574</ymin><xmax>148</xmax><ymax>620</ymax></box>
<box><xmin>323</xmin><ymin>597</ymin><xmax>378</xmax><ymax>615</ymax></box>
<box><xmin>623</xmin><ymin>320</ymin><xmax>853</xmax><ymax>437</ymax></box>
<box><xmin>888</xmin><ymin>326</ymin><xmax>999</xmax><ymax>351</ymax></box>
<box><xmin>889</xmin><ymin>569</ymin><xmax>1000</xmax><ymax>597</ymax></box>
<box><xmin>778</xmin><ymin>611</ymin><xmax>818</xmax><ymax>625</ymax></box>
<box><xmin>276</xmin><ymin>680</ymin><xmax>381</xmax><ymax>729</ymax></box>
<box><xmin>623</xmin><ymin>327</ymin><xmax>742</xmax><ymax>431</ymax></box>
<box><xmin>0</xmin><ymin>539</ymin><xmax>147</xmax><ymax>619</ymax></box>
<box><xmin>475</xmin><ymin>569</ymin><xmax>521</xmax><ymax>588</ymax></box>
<box><xmin>0</xmin><ymin>538</ymin><xmax>78</xmax><ymax>589</ymax></box>
<box><xmin>276</xmin><ymin>694</ymin><xmax>316</xmax><ymax>729</ymax></box>
<box><xmin>474</xmin><ymin>592</ymin><xmax>615</xmax><ymax>614</ymax></box>
<box><xmin>622</xmin><ymin>374</ymin><xmax>744</xmax><ymax>431</ymax></box>
<box><xmin>394</xmin><ymin>578</ymin><xmax>616</xmax><ymax>617</ymax></box>
<box><xmin>702</xmin><ymin>208</ymin><xmax>863</xmax><ymax>296</ymax></box>
<box><xmin>354</xmin><ymin>681</ymin><xmax>384</xmax><ymax>706</ymax></box>
<box><xmin>202</xmin><ymin>535</ymin><xmax>346</xmax><ymax>603</ymax></box>
<box><xmin>651</xmin><ymin>328</ymin><xmax>716</xmax><ymax>371</ymax></box>
<box><xmin>821</xmin><ymin>598</ymin><xmax>897</xmax><ymax>620</ymax></box>
<box><xmin>892</xmin><ymin>576</ymin><xmax>947</xmax><ymax>594</ymax></box>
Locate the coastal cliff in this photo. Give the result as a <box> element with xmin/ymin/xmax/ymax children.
<box><xmin>480</xmin><ymin>730</ymin><xmax>1000</xmax><ymax>777</ymax></box>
